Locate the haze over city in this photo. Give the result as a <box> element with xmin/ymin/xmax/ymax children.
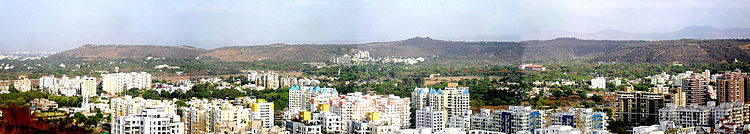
<box><xmin>1</xmin><ymin>0</ymin><xmax>750</xmax><ymax>53</ymax></box>
<box><xmin>4</xmin><ymin>1</ymin><xmax>750</xmax><ymax>134</ymax></box>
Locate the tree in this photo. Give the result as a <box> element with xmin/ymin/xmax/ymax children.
<box><xmin>74</xmin><ymin>112</ymin><xmax>86</xmax><ymax>123</ymax></box>
<box><xmin>175</xmin><ymin>100</ymin><xmax>187</xmax><ymax>107</ymax></box>
<box><xmin>8</xmin><ymin>84</ymin><xmax>19</xmax><ymax>93</ymax></box>
<box><xmin>579</xmin><ymin>90</ymin><xmax>588</xmax><ymax>99</ymax></box>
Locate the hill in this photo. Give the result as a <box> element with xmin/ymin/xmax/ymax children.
<box><xmin>520</xmin><ymin>38</ymin><xmax>645</xmax><ymax>60</ymax></box>
<box><xmin>52</xmin><ymin>44</ymin><xmax>206</xmax><ymax>59</ymax></box>
<box><xmin>200</xmin><ymin>44</ymin><xmax>356</xmax><ymax>62</ymax></box>
<box><xmin>591</xmin><ymin>39</ymin><xmax>750</xmax><ymax>63</ymax></box>
<box><xmin>521</xmin><ymin>25</ymin><xmax>750</xmax><ymax>41</ymax></box>
<box><xmin>52</xmin><ymin>38</ymin><xmax>750</xmax><ymax>64</ymax></box>
<box><xmin>200</xmin><ymin>37</ymin><xmax>635</xmax><ymax>63</ymax></box>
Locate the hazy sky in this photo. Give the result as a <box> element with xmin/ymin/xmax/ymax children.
<box><xmin>1</xmin><ymin>0</ymin><xmax>749</xmax><ymax>52</ymax></box>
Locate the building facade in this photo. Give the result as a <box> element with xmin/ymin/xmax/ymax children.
<box><xmin>616</xmin><ymin>91</ymin><xmax>672</xmax><ymax>125</ymax></box>
<box><xmin>103</xmin><ymin>72</ymin><xmax>151</xmax><ymax>95</ymax></box>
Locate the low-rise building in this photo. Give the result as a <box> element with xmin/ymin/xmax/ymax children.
<box><xmin>29</xmin><ymin>98</ymin><xmax>58</xmax><ymax>111</ymax></box>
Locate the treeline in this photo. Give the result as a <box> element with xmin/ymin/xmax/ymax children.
<box><xmin>0</xmin><ymin>89</ymin><xmax>82</xmax><ymax>108</ymax></box>
<box><xmin>125</xmin><ymin>83</ymin><xmax>289</xmax><ymax>112</ymax></box>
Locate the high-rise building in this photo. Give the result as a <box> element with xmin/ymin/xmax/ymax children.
<box><xmin>329</xmin><ymin>92</ymin><xmax>412</xmax><ymax>129</ymax></box>
<box><xmin>711</xmin><ymin>101</ymin><xmax>749</xmax><ymax>128</ymax></box>
<box><xmin>288</xmin><ymin>86</ymin><xmax>338</xmax><ymax>111</ymax></box>
<box><xmin>248</xmin><ymin>70</ymin><xmax>280</xmax><ymax>90</ymax></box>
<box><xmin>81</xmin><ymin>76</ymin><xmax>97</xmax><ymax>97</ymax></box>
<box><xmin>682</xmin><ymin>73</ymin><xmax>710</xmax><ymax>105</ymax></box>
<box><xmin>103</xmin><ymin>72</ymin><xmax>151</xmax><ymax>95</ymax></box>
<box><xmin>716</xmin><ymin>70</ymin><xmax>746</xmax><ymax>103</ymax></box>
<box><xmin>181</xmin><ymin>97</ymin><xmax>276</xmax><ymax>134</ymax></box>
<box><xmin>616</xmin><ymin>91</ymin><xmax>672</xmax><ymax>125</ymax></box>
<box><xmin>549</xmin><ymin>108</ymin><xmax>609</xmax><ymax>134</ymax></box>
<box><xmin>112</xmin><ymin>106</ymin><xmax>185</xmax><ymax>134</ymax></box>
<box><xmin>411</xmin><ymin>86</ymin><xmax>470</xmax><ymax>128</ymax></box>
<box><xmin>470</xmin><ymin>106</ymin><xmax>546</xmax><ymax>133</ymax></box>
<box><xmin>110</xmin><ymin>96</ymin><xmax>176</xmax><ymax>126</ymax></box>
<box><xmin>13</xmin><ymin>76</ymin><xmax>32</xmax><ymax>92</ymax></box>
<box><xmin>590</xmin><ymin>77</ymin><xmax>606</xmax><ymax>89</ymax></box>
<box><xmin>416</xmin><ymin>106</ymin><xmax>445</xmax><ymax>132</ymax></box>
<box><xmin>659</xmin><ymin>103</ymin><xmax>713</xmax><ymax>128</ymax></box>
<box><xmin>649</xmin><ymin>72</ymin><xmax>671</xmax><ymax>85</ymax></box>
<box><xmin>39</xmin><ymin>74</ymin><xmax>56</xmax><ymax>90</ymax></box>
<box><xmin>745</xmin><ymin>74</ymin><xmax>750</xmax><ymax>104</ymax></box>
<box><xmin>671</xmin><ymin>71</ymin><xmax>694</xmax><ymax>87</ymax></box>
<box><xmin>249</xmin><ymin>99</ymin><xmax>275</xmax><ymax>129</ymax></box>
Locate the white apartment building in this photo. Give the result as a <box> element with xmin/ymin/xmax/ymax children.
<box><xmin>671</xmin><ymin>71</ymin><xmax>694</xmax><ymax>87</ymax></box>
<box><xmin>182</xmin><ymin>97</ymin><xmax>276</xmax><ymax>134</ymax></box>
<box><xmin>284</xmin><ymin>108</ymin><xmax>343</xmax><ymax>134</ymax></box>
<box><xmin>549</xmin><ymin>108</ymin><xmax>609</xmax><ymax>134</ymax></box>
<box><xmin>659</xmin><ymin>101</ymin><xmax>750</xmax><ymax>131</ymax></box>
<box><xmin>13</xmin><ymin>76</ymin><xmax>32</xmax><ymax>92</ymax></box>
<box><xmin>711</xmin><ymin>102</ymin><xmax>749</xmax><ymax>128</ymax></box>
<box><xmin>249</xmin><ymin>99</ymin><xmax>275</xmax><ymax>129</ymax></box>
<box><xmin>649</xmin><ymin>72</ymin><xmax>671</xmax><ymax>85</ymax></box>
<box><xmin>658</xmin><ymin>103</ymin><xmax>712</xmax><ymax>128</ymax></box>
<box><xmin>327</xmin><ymin>92</ymin><xmax>412</xmax><ymax>129</ymax></box>
<box><xmin>248</xmin><ymin>70</ymin><xmax>280</xmax><ymax>90</ymax></box>
<box><xmin>631</xmin><ymin>125</ymin><xmax>664</xmax><ymax>134</ymax></box>
<box><xmin>280</xmin><ymin>76</ymin><xmax>321</xmax><ymax>89</ymax></box>
<box><xmin>39</xmin><ymin>74</ymin><xmax>57</xmax><ymax>90</ymax></box>
<box><xmin>112</xmin><ymin>106</ymin><xmax>185</xmax><ymax>134</ymax></box>
<box><xmin>60</xmin><ymin>88</ymin><xmax>78</xmax><ymax>97</ymax></box>
<box><xmin>411</xmin><ymin>86</ymin><xmax>471</xmax><ymax>130</ymax></box>
<box><xmin>182</xmin><ymin>99</ymin><xmax>214</xmax><ymax>134</ymax></box>
<box><xmin>288</xmin><ymin>86</ymin><xmax>338</xmax><ymax>111</ymax></box>
<box><xmin>81</xmin><ymin>76</ymin><xmax>97</xmax><ymax>97</ymax></box>
<box><xmin>110</xmin><ymin>96</ymin><xmax>176</xmax><ymax>126</ymax></box>
<box><xmin>534</xmin><ymin>125</ymin><xmax>581</xmax><ymax>134</ymax></box>
<box><xmin>416</xmin><ymin>106</ymin><xmax>445</xmax><ymax>132</ymax></box>
<box><xmin>470</xmin><ymin>106</ymin><xmax>546</xmax><ymax>133</ymax></box>
<box><xmin>590</xmin><ymin>77</ymin><xmax>606</xmax><ymax>89</ymax></box>
<box><xmin>448</xmin><ymin>110</ymin><xmax>472</xmax><ymax>131</ymax></box>
<box><xmin>103</xmin><ymin>72</ymin><xmax>152</xmax><ymax>95</ymax></box>
<box><xmin>318</xmin><ymin>111</ymin><xmax>343</xmax><ymax>133</ymax></box>
<box><xmin>285</xmin><ymin>121</ymin><xmax>323</xmax><ymax>134</ymax></box>
<box><xmin>211</xmin><ymin>99</ymin><xmax>251</xmax><ymax>133</ymax></box>
<box><xmin>498</xmin><ymin>106</ymin><xmax>547</xmax><ymax>133</ymax></box>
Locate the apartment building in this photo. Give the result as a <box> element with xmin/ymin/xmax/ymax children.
<box><xmin>416</xmin><ymin>106</ymin><xmax>445</xmax><ymax>132</ymax></box>
<box><xmin>658</xmin><ymin>103</ymin><xmax>713</xmax><ymax>128</ymax></box>
<box><xmin>81</xmin><ymin>76</ymin><xmax>97</xmax><ymax>97</ymax></box>
<box><xmin>13</xmin><ymin>76</ymin><xmax>31</xmax><ymax>92</ymax></box>
<box><xmin>682</xmin><ymin>73</ymin><xmax>710</xmax><ymax>105</ymax></box>
<box><xmin>716</xmin><ymin>70</ymin><xmax>746</xmax><ymax>103</ymax></box>
<box><xmin>248</xmin><ymin>70</ymin><xmax>280</xmax><ymax>90</ymax></box>
<box><xmin>327</xmin><ymin>92</ymin><xmax>411</xmax><ymax>129</ymax></box>
<box><xmin>112</xmin><ymin>106</ymin><xmax>184</xmax><ymax>134</ymax></box>
<box><xmin>470</xmin><ymin>106</ymin><xmax>546</xmax><ymax>133</ymax></box>
<box><xmin>110</xmin><ymin>96</ymin><xmax>176</xmax><ymax>126</ymax></box>
<box><xmin>590</xmin><ymin>77</ymin><xmax>606</xmax><ymax>89</ymax></box>
<box><xmin>39</xmin><ymin>74</ymin><xmax>56</xmax><ymax>90</ymax></box>
<box><xmin>616</xmin><ymin>91</ymin><xmax>672</xmax><ymax>125</ymax></box>
<box><xmin>549</xmin><ymin>108</ymin><xmax>609</xmax><ymax>134</ymax></box>
<box><xmin>288</xmin><ymin>86</ymin><xmax>338</xmax><ymax>111</ymax></box>
<box><xmin>103</xmin><ymin>72</ymin><xmax>151</xmax><ymax>95</ymax></box>
<box><xmin>411</xmin><ymin>86</ymin><xmax>470</xmax><ymax>129</ymax></box>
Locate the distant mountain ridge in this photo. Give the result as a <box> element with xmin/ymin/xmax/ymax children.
<box><xmin>52</xmin><ymin>44</ymin><xmax>206</xmax><ymax>59</ymax></box>
<box><xmin>52</xmin><ymin>37</ymin><xmax>750</xmax><ymax>63</ymax></box>
<box><xmin>450</xmin><ymin>25</ymin><xmax>750</xmax><ymax>41</ymax></box>
<box><xmin>592</xmin><ymin>39</ymin><xmax>750</xmax><ymax>63</ymax></box>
